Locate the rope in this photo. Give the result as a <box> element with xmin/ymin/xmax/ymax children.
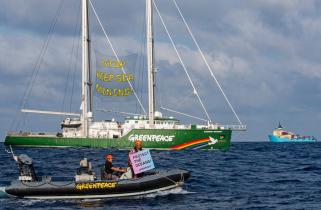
<box><xmin>10</xmin><ymin>0</ymin><xmax>65</xmax><ymax>131</ymax></box>
<box><xmin>20</xmin><ymin>181</ymin><xmax>47</xmax><ymax>188</ymax></box>
<box><xmin>138</xmin><ymin>16</ymin><xmax>147</xmax><ymax>114</ymax></box>
<box><xmin>20</xmin><ymin>175</ymin><xmax>74</xmax><ymax>188</ymax></box>
<box><xmin>20</xmin><ymin>180</ymin><xmax>74</xmax><ymax>188</ymax></box>
<box><xmin>173</xmin><ymin>0</ymin><xmax>243</xmax><ymax>125</ymax></box>
<box><xmin>162</xmin><ymin>175</ymin><xmax>179</xmax><ymax>186</ymax></box>
<box><xmin>47</xmin><ymin>181</ymin><xmax>75</xmax><ymax>187</ymax></box>
<box><xmin>61</xmin><ymin>0</ymin><xmax>81</xmax><ymax>116</ymax></box>
<box><xmin>134</xmin><ymin>15</ymin><xmax>146</xmax><ymax>115</ymax></box>
<box><xmin>69</xmin><ymin>25</ymin><xmax>82</xmax><ymax>113</ymax></box>
<box><xmin>89</xmin><ymin>0</ymin><xmax>147</xmax><ymax>115</ymax></box>
<box><xmin>153</xmin><ymin>1</ymin><xmax>212</xmax><ymax>123</ymax></box>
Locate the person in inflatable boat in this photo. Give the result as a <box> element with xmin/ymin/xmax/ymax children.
<box><xmin>128</xmin><ymin>139</ymin><xmax>144</xmax><ymax>178</ymax></box>
<box><xmin>104</xmin><ymin>154</ymin><xmax>127</xmax><ymax>180</ymax></box>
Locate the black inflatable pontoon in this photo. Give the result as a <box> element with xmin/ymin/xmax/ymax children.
<box><xmin>5</xmin><ymin>154</ymin><xmax>190</xmax><ymax>199</ymax></box>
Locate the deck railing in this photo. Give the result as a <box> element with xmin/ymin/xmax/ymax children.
<box><xmin>216</xmin><ymin>124</ymin><xmax>247</xmax><ymax>131</ymax></box>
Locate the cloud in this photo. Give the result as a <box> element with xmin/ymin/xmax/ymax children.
<box><xmin>1</xmin><ymin>0</ymin><xmax>321</xmax><ymax>142</ymax></box>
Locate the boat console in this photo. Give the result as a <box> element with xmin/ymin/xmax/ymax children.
<box><xmin>75</xmin><ymin>158</ymin><xmax>95</xmax><ymax>182</ymax></box>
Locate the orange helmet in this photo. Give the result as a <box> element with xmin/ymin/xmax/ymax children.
<box><xmin>135</xmin><ymin>139</ymin><xmax>142</xmax><ymax>146</ymax></box>
<box><xmin>105</xmin><ymin>154</ymin><xmax>113</xmax><ymax>159</ymax></box>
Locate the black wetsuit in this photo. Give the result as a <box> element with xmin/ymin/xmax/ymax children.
<box><xmin>105</xmin><ymin>161</ymin><xmax>123</xmax><ymax>179</ymax></box>
<box><xmin>105</xmin><ymin>161</ymin><xmax>113</xmax><ymax>173</ymax></box>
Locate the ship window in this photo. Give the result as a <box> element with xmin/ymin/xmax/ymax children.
<box><xmin>135</xmin><ymin>121</ymin><xmax>138</xmax><ymax>124</ymax></box>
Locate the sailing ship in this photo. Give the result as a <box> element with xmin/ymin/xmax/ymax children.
<box><xmin>269</xmin><ymin>123</ymin><xmax>316</xmax><ymax>143</ymax></box>
<box><xmin>4</xmin><ymin>0</ymin><xmax>246</xmax><ymax>150</ymax></box>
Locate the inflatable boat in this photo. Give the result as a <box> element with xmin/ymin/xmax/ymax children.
<box><xmin>5</xmin><ymin>154</ymin><xmax>190</xmax><ymax>199</ymax></box>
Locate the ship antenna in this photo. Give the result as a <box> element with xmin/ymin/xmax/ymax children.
<box><xmin>278</xmin><ymin>122</ymin><xmax>283</xmax><ymax>129</ymax></box>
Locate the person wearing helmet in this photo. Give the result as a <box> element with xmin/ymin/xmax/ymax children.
<box><xmin>133</xmin><ymin>139</ymin><xmax>142</xmax><ymax>152</ymax></box>
<box><xmin>104</xmin><ymin>154</ymin><xmax>127</xmax><ymax>180</ymax></box>
<box><xmin>128</xmin><ymin>139</ymin><xmax>144</xmax><ymax>178</ymax></box>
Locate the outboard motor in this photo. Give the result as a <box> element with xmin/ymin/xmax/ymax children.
<box><xmin>14</xmin><ymin>154</ymin><xmax>37</xmax><ymax>182</ymax></box>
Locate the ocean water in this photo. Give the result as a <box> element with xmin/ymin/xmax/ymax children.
<box><xmin>1</xmin><ymin>142</ymin><xmax>321</xmax><ymax>209</ymax></box>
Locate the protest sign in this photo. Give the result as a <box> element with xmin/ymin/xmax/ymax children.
<box><xmin>129</xmin><ymin>149</ymin><xmax>155</xmax><ymax>174</ymax></box>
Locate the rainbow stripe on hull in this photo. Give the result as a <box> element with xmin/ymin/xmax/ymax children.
<box><xmin>170</xmin><ymin>137</ymin><xmax>219</xmax><ymax>150</ymax></box>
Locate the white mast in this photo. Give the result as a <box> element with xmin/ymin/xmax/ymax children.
<box><xmin>81</xmin><ymin>0</ymin><xmax>91</xmax><ymax>137</ymax></box>
<box><xmin>146</xmin><ymin>0</ymin><xmax>155</xmax><ymax>126</ymax></box>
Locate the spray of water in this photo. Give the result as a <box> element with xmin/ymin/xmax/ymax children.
<box><xmin>140</xmin><ymin>187</ymin><xmax>195</xmax><ymax>198</ymax></box>
<box><xmin>0</xmin><ymin>187</ymin><xmax>8</xmax><ymax>198</ymax></box>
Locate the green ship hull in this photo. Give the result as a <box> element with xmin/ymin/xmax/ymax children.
<box><xmin>4</xmin><ymin>129</ymin><xmax>231</xmax><ymax>150</ymax></box>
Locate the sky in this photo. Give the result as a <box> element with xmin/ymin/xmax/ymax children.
<box><xmin>1</xmin><ymin>0</ymin><xmax>321</xmax><ymax>142</ymax></box>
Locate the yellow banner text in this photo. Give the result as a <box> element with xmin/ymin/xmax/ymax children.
<box><xmin>102</xmin><ymin>59</ymin><xmax>126</xmax><ymax>68</ymax></box>
<box><xmin>96</xmin><ymin>70</ymin><xmax>135</xmax><ymax>83</ymax></box>
<box><xmin>96</xmin><ymin>83</ymin><xmax>133</xmax><ymax>97</ymax></box>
